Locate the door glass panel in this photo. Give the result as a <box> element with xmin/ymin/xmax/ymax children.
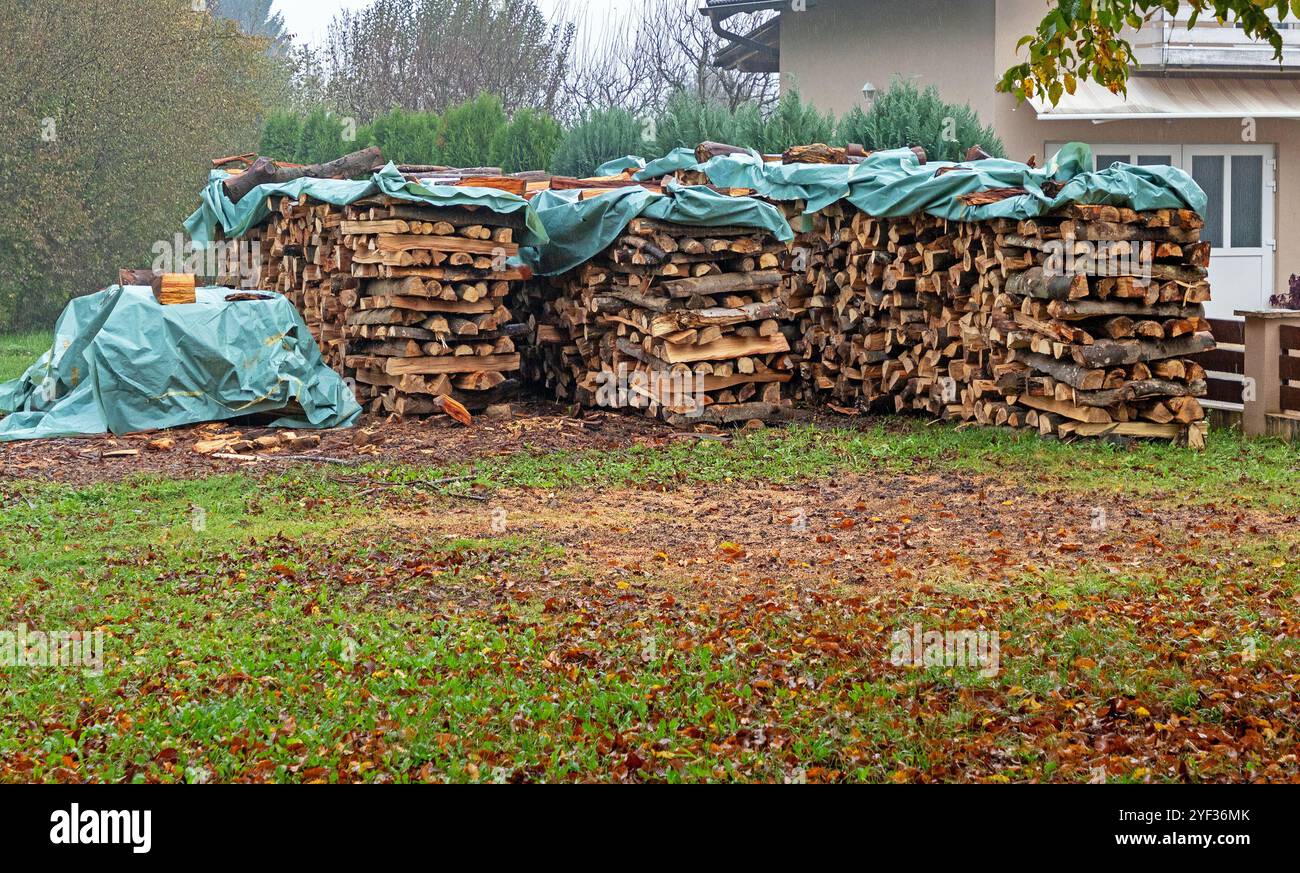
<box><xmin>1191</xmin><ymin>155</ymin><xmax>1225</xmax><ymax>247</ymax></box>
<box><xmin>1231</xmin><ymin>155</ymin><xmax>1263</xmax><ymax>249</ymax></box>
<box><xmin>1137</xmin><ymin>154</ymin><xmax>1173</xmax><ymax>166</ymax></box>
<box><xmin>1096</xmin><ymin>153</ymin><xmax>1130</xmax><ymax>170</ymax></box>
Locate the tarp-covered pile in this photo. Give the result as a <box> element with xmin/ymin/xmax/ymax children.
<box><xmin>514</xmin><ymin>143</ymin><xmax>1213</xmax><ymax>441</ymax></box>
<box><xmin>186</xmin><ymin>162</ymin><xmax>547</xmax><ymax>417</ymax></box>
<box><xmin>0</xmin><ymin>286</ymin><xmax>360</xmax><ymax>441</ymax></box>
<box><xmin>627</xmin><ymin>141</ymin><xmax>1206</xmax><ymax>220</ymax></box>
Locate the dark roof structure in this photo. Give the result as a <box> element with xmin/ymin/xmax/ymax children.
<box><xmin>698</xmin><ymin>0</ymin><xmax>806</xmax><ymax>73</ymax></box>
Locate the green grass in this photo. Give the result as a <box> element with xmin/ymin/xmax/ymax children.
<box><xmin>362</xmin><ymin>420</ymin><xmax>1300</xmax><ymax>511</ymax></box>
<box><xmin>1</xmin><ymin>421</ymin><xmax>1297</xmax><ymax>783</ymax></box>
<box><xmin>0</xmin><ymin>330</ymin><xmax>51</xmax><ymax>382</ymax></box>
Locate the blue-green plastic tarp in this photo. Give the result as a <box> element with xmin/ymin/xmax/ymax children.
<box><xmin>594</xmin><ymin>156</ymin><xmax>647</xmax><ymax>176</ymax></box>
<box><xmin>184</xmin><ymin>162</ymin><xmax>549</xmax><ymax>248</ymax></box>
<box><xmin>525</xmin><ymin>142</ymin><xmax>1203</xmax><ymax>276</ymax></box>
<box><xmin>0</xmin><ymin>286</ymin><xmax>361</xmax><ymax>441</ymax></box>
<box><xmin>521</xmin><ymin>182</ymin><xmax>795</xmax><ymax>276</ymax></box>
<box><xmin>633</xmin><ymin>148</ymin><xmax>701</xmax><ymax>181</ymax></box>
<box><xmin>695</xmin><ymin>142</ymin><xmax>1206</xmax><ymax>219</ymax></box>
<box><xmin>624</xmin><ymin>142</ymin><xmax>1204</xmax><ymax>218</ymax></box>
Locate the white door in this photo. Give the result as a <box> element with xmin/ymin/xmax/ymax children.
<box><xmin>1183</xmin><ymin>145</ymin><xmax>1276</xmax><ymax>319</ymax></box>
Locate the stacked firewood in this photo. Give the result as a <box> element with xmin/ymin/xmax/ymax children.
<box><xmin>225</xmin><ymin>193</ymin><xmax>531</xmax><ymax>415</ymax></box>
<box><xmin>523</xmin><ymin>217</ymin><xmax>796</xmax><ymax>425</ymax></box>
<box><xmin>199</xmin><ymin>147</ymin><xmax>1213</xmax><ymax>443</ymax></box>
<box><xmin>774</xmin><ymin>200</ymin><xmax>864</xmax><ymax>404</ymax></box>
<box><xmin>795</xmin><ymin>201</ymin><xmax>1212</xmax><ymax>445</ymax></box>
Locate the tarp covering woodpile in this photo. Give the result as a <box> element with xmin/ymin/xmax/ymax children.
<box><xmin>519</xmin><ymin>183</ymin><xmax>793</xmax><ymax>276</ymax></box>
<box><xmin>631</xmin><ymin>142</ymin><xmax>1206</xmax><ymax>220</ymax></box>
<box><xmin>517</xmin><ymin>142</ymin><xmax>1213</xmax><ymax>443</ymax></box>
<box><xmin>0</xmin><ymin>141</ymin><xmax>1212</xmax><ymax>445</ymax></box>
<box><xmin>0</xmin><ymin>286</ymin><xmax>361</xmax><ymax>441</ymax></box>
<box><xmin>191</xmin><ymin>160</ymin><xmax>550</xmax><ymax>416</ymax></box>
<box><xmin>184</xmin><ymin>162</ymin><xmax>549</xmax><ymax>248</ymax></box>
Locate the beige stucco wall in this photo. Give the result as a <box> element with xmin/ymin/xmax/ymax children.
<box><xmin>778</xmin><ymin>0</ymin><xmax>1299</xmax><ymax>297</ymax></box>
<box><xmin>778</xmin><ymin>0</ymin><xmax>999</xmax><ymax>119</ymax></box>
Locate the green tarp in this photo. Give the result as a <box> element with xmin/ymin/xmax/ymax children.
<box><xmin>633</xmin><ymin>148</ymin><xmax>700</xmax><ymax>182</ymax></box>
<box><xmin>695</xmin><ymin>142</ymin><xmax>1206</xmax><ymax>219</ymax></box>
<box><xmin>182</xmin><ymin>142</ymin><xmax>1204</xmax><ymax>281</ymax></box>
<box><xmin>0</xmin><ymin>286</ymin><xmax>361</xmax><ymax>441</ymax></box>
<box><xmin>184</xmin><ymin>162</ymin><xmax>549</xmax><ymax>248</ymax></box>
<box><xmin>529</xmin><ymin>142</ymin><xmax>1203</xmax><ymax>276</ymax></box>
<box><xmin>521</xmin><ymin>182</ymin><xmax>795</xmax><ymax>276</ymax></box>
<box><xmin>594</xmin><ymin>156</ymin><xmax>647</xmax><ymax>176</ymax></box>
<box><xmin>635</xmin><ymin>142</ymin><xmax>1204</xmax><ymax>218</ymax></box>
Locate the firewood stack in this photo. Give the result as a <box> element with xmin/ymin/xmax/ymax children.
<box><xmin>196</xmin><ymin>146</ymin><xmax>1213</xmax><ymax>443</ymax></box>
<box><xmin>796</xmin><ymin>201</ymin><xmax>1212</xmax><ymax>445</ymax></box>
<box><xmin>774</xmin><ymin>200</ymin><xmax>866</xmax><ymax>404</ymax></box>
<box><xmin>525</xmin><ymin>217</ymin><xmax>797</xmax><ymax>425</ymax></box>
<box><xmin>229</xmin><ymin>192</ymin><xmax>532</xmax><ymax>415</ymax></box>
<box><xmin>513</xmin><ymin>276</ymin><xmax>585</xmax><ymax>403</ymax></box>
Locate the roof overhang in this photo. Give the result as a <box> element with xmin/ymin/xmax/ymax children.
<box><xmin>698</xmin><ymin>0</ymin><xmax>790</xmax><ymax>14</ymax></box>
<box><xmin>1030</xmin><ymin>75</ymin><xmax>1300</xmax><ymax>122</ymax></box>
<box><xmin>699</xmin><ymin>0</ymin><xmax>798</xmax><ymax>73</ymax></box>
<box><xmin>712</xmin><ymin>16</ymin><xmax>780</xmax><ymax>72</ymax></box>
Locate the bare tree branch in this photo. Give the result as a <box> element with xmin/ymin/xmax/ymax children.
<box><xmin>320</xmin><ymin>0</ymin><xmax>576</xmax><ymax>123</ymax></box>
<box><xmin>559</xmin><ymin>0</ymin><xmax>776</xmax><ymax>121</ymax></box>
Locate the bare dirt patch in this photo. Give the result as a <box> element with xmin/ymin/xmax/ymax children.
<box><xmin>375</xmin><ymin>470</ymin><xmax>1294</xmax><ymax>603</ymax></box>
<box><xmin>0</xmin><ymin>402</ymin><xmax>677</xmax><ymax>486</ymax></box>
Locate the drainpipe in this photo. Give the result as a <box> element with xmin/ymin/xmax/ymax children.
<box><xmin>705</xmin><ymin>7</ymin><xmax>779</xmax><ymax>65</ymax></box>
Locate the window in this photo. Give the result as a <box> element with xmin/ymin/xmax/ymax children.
<box><xmin>1231</xmin><ymin>155</ymin><xmax>1264</xmax><ymax>249</ymax></box>
<box><xmin>1190</xmin><ymin>154</ymin><xmax>1225</xmax><ymax>247</ymax></box>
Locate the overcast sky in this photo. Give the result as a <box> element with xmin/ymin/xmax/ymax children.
<box><xmin>272</xmin><ymin>0</ymin><xmax>645</xmax><ymax>47</ymax></box>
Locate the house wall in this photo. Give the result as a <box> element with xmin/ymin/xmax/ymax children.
<box><xmin>778</xmin><ymin>0</ymin><xmax>998</xmax><ymax>119</ymax></box>
<box><xmin>989</xmin><ymin>0</ymin><xmax>1300</xmax><ymax>300</ymax></box>
<box><xmin>777</xmin><ymin>0</ymin><xmax>1299</xmax><ymax>300</ymax></box>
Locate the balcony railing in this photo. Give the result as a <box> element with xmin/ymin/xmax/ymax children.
<box><xmin>1131</xmin><ymin>6</ymin><xmax>1300</xmax><ymax>71</ymax></box>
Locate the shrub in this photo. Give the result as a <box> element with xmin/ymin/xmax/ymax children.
<box><xmin>549</xmin><ymin>108</ymin><xmax>647</xmax><ymax>178</ymax></box>
<box><xmin>836</xmin><ymin>78</ymin><xmax>1005</xmax><ymax>163</ymax></box>
<box><xmin>258</xmin><ymin>110</ymin><xmax>303</xmax><ymax>161</ymax></box>
<box><xmin>297</xmin><ymin>108</ymin><xmax>348</xmax><ymax>164</ymax></box>
<box><xmin>438</xmin><ymin>93</ymin><xmax>507</xmax><ymax>169</ymax></box>
<box><xmin>733</xmin><ymin>89</ymin><xmax>837</xmax><ymax>154</ymax></box>
<box><xmin>653</xmin><ymin>91</ymin><xmax>737</xmax><ymax>156</ymax></box>
<box><xmin>489</xmin><ymin>108</ymin><xmax>563</xmax><ymax>174</ymax></box>
<box><xmin>365</xmin><ymin>108</ymin><xmax>440</xmax><ymax>166</ymax></box>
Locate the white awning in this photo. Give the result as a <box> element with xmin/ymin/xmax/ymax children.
<box><xmin>1031</xmin><ymin>76</ymin><xmax>1300</xmax><ymax>121</ymax></box>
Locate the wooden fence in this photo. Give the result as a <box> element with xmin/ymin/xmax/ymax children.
<box><xmin>1192</xmin><ymin>318</ymin><xmax>1246</xmax><ymax>411</ymax></box>
<box><xmin>1281</xmin><ymin>324</ymin><xmax>1300</xmax><ymax>415</ymax></box>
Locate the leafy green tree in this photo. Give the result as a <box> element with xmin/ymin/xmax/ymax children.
<box><xmin>297</xmin><ymin>108</ymin><xmax>347</xmax><ymax>164</ymax></box>
<box><xmin>437</xmin><ymin>93</ymin><xmax>507</xmax><ymax>168</ymax></box>
<box><xmin>731</xmin><ymin>89</ymin><xmax>837</xmax><ymax>154</ymax></box>
<box><xmin>364</xmin><ymin>108</ymin><xmax>440</xmax><ymax>165</ymax></box>
<box><xmin>652</xmin><ymin>91</ymin><xmax>737</xmax><ymax>156</ymax></box>
<box><xmin>258</xmin><ymin>110</ymin><xmax>303</xmax><ymax>161</ymax></box>
<box><xmin>1000</xmin><ymin>0</ymin><xmax>1295</xmax><ymax>104</ymax></box>
<box><xmin>0</xmin><ymin>0</ymin><xmax>277</xmax><ymax>330</ymax></box>
<box><xmin>489</xmin><ymin>109</ymin><xmax>563</xmax><ymax>174</ymax></box>
<box><xmin>837</xmin><ymin>79</ymin><xmax>1004</xmax><ymax>163</ymax></box>
<box><xmin>549</xmin><ymin>109</ymin><xmax>647</xmax><ymax>178</ymax></box>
